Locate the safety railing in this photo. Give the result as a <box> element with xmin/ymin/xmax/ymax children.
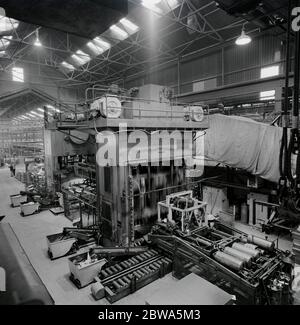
<box><xmin>51</xmin><ymin>92</ymin><xmax>209</xmax><ymax>127</ymax></box>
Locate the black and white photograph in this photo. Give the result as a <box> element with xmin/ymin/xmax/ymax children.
<box><xmin>0</xmin><ymin>0</ymin><xmax>300</xmax><ymax>312</ymax></box>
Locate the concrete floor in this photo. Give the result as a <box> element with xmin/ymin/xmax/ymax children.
<box><xmin>0</xmin><ymin>166</ymin><xmax>295</xmax><ymax>305</ymax></box>
<box><xmin>0</xmin><ymin>167</ymin><xmax>178</xmax><ymax>305</ymax></box>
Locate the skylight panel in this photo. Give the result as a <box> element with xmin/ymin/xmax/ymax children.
<box><xmin>142</xmin><ymin>0</ymin><xmax>163</xmax><ymax>13</ymax></box>
<box><xmin>120</xmin><ymin>18</ymin><xmax>139</xmax><ymax>33</ymax></box>
<box><xmin>87</xmin><ymin>41</ymin><xmax>104</xmax><ymax>55</ymax></box>
<box><xmin>26</xmin><ymin>113</ymin><xmax>38</xmax><ymax>119</ymax></box>
<box><xmin>109</xmin><ymin>24</ymin><xmax>128</xmax><ymax>39</ymax></box>
<box><xmin>61</xmin><ymin>61</ymin><xmax>75</xmax><ymax>70</ymax></box>
<box><xmin>72</xmin><ymin>50</ymin><xmax>91</xmax><ymax>65</ymax></box>
<box><xmin>47</xmin><ymin>105</ymin><xmax>61</xmax><ymax>113</ymax></box>
<box><xmin>31</xmin><ymin>111</ymin><xmax>44</xmax><ymax>118</ymax></box>
<box><xmin>93</xmin><ymin>37</ymin><xmax>111</xmax><ymax>50</ymax></box>
<box><xmin>166</xmin><ymin>0</ymin><xmax>178</xmax><ymax>8</ymax></box>
<box><xmin>71</xmin><ymin>54</ymin><xmax>84</xmax><ymax>65</ymax></box>
<box><xmin>0</xmin><ymin>15</ymin><xmax>19</xmax><ymax>33</ymax></box>
<box><xmin>37</xmin><ymin>107</ymin><xmax>53</xmax><ymax>116</ymax></box>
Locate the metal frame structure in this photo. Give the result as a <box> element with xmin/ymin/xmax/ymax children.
<box><xmin>0</xmin><ymin>1</ymin><xmax>290</xmax><ymax>122</ymax></box>
<box><xmin>157</xmin><ymin>190</ymin><xmax>207</xmax><ymax>232</ymax></box>
<box><xmin>0</xmin><ymin>1</ymin><xmax>261</xmax><ymax>87</ymax></box>
<box><xmin>44</xmin><ymin>84</ymin><xmax>209</xmax><ymax>249</ymax></box>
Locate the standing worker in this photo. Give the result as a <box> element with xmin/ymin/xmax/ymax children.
<box><xmin>10</xmin><ymin>155</ymin><xmax>17</xmax><ymax>177</ymax></box>
<box><xmin>207</xmin><ymin>213</ymin><xmax>219</xmax><ymax>228</ymax></box>
<box><xmin>9</xmin><ymin>159</ymin><xmax>13</xmax><ymax>177</ymax></box>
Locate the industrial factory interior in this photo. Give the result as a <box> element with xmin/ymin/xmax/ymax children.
<box><xmin>1</xmin><ymin>0</ymin><xmax>300</xmax><ymax>308</ymax></box>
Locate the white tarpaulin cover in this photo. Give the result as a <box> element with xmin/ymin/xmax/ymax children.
<box><xmin>203</xmin><ymin>114</ymin><xmax>283</xmax><ymax>183</ymax></box>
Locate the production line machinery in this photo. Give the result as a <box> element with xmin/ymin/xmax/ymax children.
<box><xmin>91</xmin><ymin>249</ymin><xmax>172</xmax><ymax>303</ymax></box>
<box><xmin>68</xmin><ymin>218</ymin><xmax>293</xmax><ymax>305</ymax></box>
<box><xmin>149</xmin><ymin>221</ymin><xmax>294</xmax><ymax>305</ymax></box>
<box><xmin>68</xmin><ymin>239</ymin><xmax>149</xmax><ymax>289</ymax></box>
<box><xmin>47</xmin><ymin>178</ymin><xmax>99</xmax><ymax>260</ymax></box>
<box><xmin>66</xmin><ymin>236</ymin><xmax>173</xmax><ymax>304</ymax></box>
<box><xmin>62</xmin><ymin>190</ymin><xmax>294</xmax><ymax>305</ymax></box>
<box><xmin>68</xmin><ymin>246</ymin><xmax>172</xmax><ymax>303</ymax></box>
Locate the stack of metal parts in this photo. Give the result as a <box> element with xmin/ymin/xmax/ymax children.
<box><xmin>47</xmin><ymin>228</ymin><xmax>97</xmax><ymax>260</ymax></box>
<box><xmin>15</xmin><ymin>171</ymin><xmax>28</xmax><ymax>184</ymax></box>
<box><xmin>67</xmin><ymin>183</ymin><xmax>96</xmax><ymax>200</ymax></box>
<box><xmin>62</xmin><ymin>182</ymin><xmax>97</xmax><ymax>218</ymax></box>
<box><xmin>91</xmin><ymin>249</ymin><xmax>172</xmax><ymax>303</ymax></box>
<box><xmin>292</xmin><ymin>227</ymin><xmax>300</xmax><ymax>265</ymax></box>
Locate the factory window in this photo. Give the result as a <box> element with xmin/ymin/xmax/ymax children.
<box><xmin>12</xmin><ymin>67</ymin><xmax>24</xmax><ymax>82</ymax></box>
<box><xmin>260</xmin><ymin>90</ymin><xmax>275</xmax><ymax>101</ymax></box>
<box><xmin>260</xmin><ymin>65</ymin><xmax>279</xmax><ymax>79</ymax></box>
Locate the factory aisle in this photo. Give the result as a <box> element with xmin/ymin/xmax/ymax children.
<box><xmin>0</xmin><ymin>167</ymin><xmax>178</xmax><ymax>305</ymax></box>
<box><xmin>0</xmin><ymin>167</ymin><xmax>92</xmax><ymax>305</ymax></box>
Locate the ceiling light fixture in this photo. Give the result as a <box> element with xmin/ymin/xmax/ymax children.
<box><xmin>34</xmin><ymin>29</ymin><xmax>42</xmax><ymax>47</ymax></box>
<box><xmin>235</xmin><ymin>26</ymin><xmax>252</xmax><ymax>46</ymax></box>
